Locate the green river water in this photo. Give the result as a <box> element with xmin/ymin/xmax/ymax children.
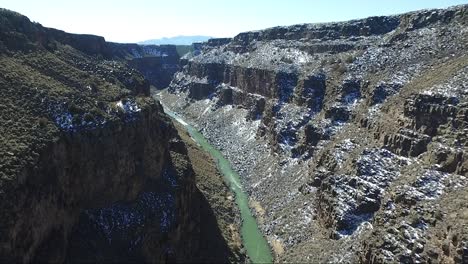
<box><xmin>164</xmin><ymin>108</ymin><xmax>273</xmax><ymax>263</ymax></box>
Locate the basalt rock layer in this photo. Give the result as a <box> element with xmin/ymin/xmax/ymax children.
<box><xmin>161</xmin><ymin>4</ymin><xmax>468</xmax><ymax>263</ymax></box>
<box><xmin>0</xmin><ymin>9</ymin><xmax>198</xmax><ymax>262</ymax></box>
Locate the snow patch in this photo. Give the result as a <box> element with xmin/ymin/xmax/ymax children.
<box><xmin>116</xmin><ymin>100</ymin><xmax>141</xmax><ymax>113</ymax></box>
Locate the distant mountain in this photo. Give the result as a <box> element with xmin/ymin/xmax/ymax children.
<box><xmin>138</xmin><ymin>35</ymin><xmax>212</xmax><ymax>45</ymax></box>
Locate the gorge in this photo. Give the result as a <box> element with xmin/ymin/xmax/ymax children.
<box><xmin>159</xmin><ymin>4</ymin><xmax>468</xmax><ymax>262</ymax></box>
<box><xmin>1</xmin><ymin>4</ymin><xmax>468</xmax><ymax>263</ymax></box>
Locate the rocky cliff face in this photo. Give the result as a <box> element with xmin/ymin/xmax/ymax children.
<box><xmin>161</xmin><ymin>4</ymin><xmax>468</xmax><ymax>263</ymax></box>
<box><xmin>108</xmin><ymin>43</ymin><xmax>181</xmax><ymax>89</ymax></box>
<box><xmin>0</xmin><ymin>9</ymin><xmax>198</xmax><ymax>262</ymax></box>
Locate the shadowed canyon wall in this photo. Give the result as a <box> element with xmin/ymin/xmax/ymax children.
<box><xmin>0</xmin><ymin>9</ymin><xmax>198</xmax><ymax>262</ymax></box>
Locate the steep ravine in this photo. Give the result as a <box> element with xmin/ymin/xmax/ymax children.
<box><xmin>160</xmin><ymin>4</ymin><xmax>468</xmax><ymax>263</ymax></box>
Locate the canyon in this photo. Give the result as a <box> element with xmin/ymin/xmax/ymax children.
<box><xmin>159</xmin><ymin>4</ymin><xmax>468</xmax><ymax>263</ymax></box>
<box><xmin>0</xmin><ymin>8</ymin><xmax>240</xmax><ymax>263</ymax></box>
<box><xmin>0</xmin><ymin>4</ymin><xmax>468</xmax><ymax>263</ymax></box>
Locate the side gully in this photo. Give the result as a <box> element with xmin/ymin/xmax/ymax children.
<box><xmin>161</xmin><ymin>104</ymin><xmax>273</xmax><ymax>263</ymax></box>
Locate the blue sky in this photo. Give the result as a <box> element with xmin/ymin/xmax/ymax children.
<box><xmin>0</xmin><ymin>0</ymin><xmax>467</xmax><ymax>43</ymax></box>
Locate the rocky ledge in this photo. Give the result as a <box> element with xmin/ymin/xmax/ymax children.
<box><xmin>161</xmin><ymin>4</ymin><xmax>468</xmax><ymax>263</ymax></box>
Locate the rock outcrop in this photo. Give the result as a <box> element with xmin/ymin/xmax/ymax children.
<box><xmin>160</xmin><ymin>4</ymin><xmax>468</xmax><ymax>263</ymax></box>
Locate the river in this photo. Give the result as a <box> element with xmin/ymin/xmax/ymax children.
<box><xmin>163</xmin><ymin>107</ymin><xmax>273</xmax><ymax>263</ymax></box>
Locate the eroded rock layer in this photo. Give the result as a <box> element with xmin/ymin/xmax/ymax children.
<box><xmin>161</xmin><ymin>5</ymin><xmax>468</xmax><ymax>263</ymax></box>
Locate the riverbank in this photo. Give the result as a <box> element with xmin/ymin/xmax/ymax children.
<box><xmin>172</xmin><ymin>121</ymin><xmax>246</xmax><ymax>263</ymax></box>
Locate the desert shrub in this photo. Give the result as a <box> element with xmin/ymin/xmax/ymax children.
<box><xmin>320</xmin><ymin>58</ymin><xmax>328</xmax><ymax>67</ymax></box>
<box><xmin>344</xmin><ymin>54</ymin><xmax>355</xmax><ymax>63</ymax></box>
<box><xmin>83</xmin><ymin>113</ymin><xmax>94</xmax><ymax>123</ymax></box>
<box><xmin>409</xmin><ymin>213</ymin><xmax>421</xmax><ymax>226</ymax></box>
<box><xmin>68</xmin><ymin>102</ymin><xmax>81</xmax><ymax>114</ymax></box>
<box><xmin>72</xmin><ymin>115</ymin><xmax>81</xmax><ymax>126</ymax></box>
<box><xmin>331</xmin><ymin>63</ymin><xmax>347</xmax><ymax>74</ymax></box>
<box><xmin>37</xmin><ymin>117</ymin><xmax>48</xmax><ymax>127</ymax></box>
<box><xmin>90</xmin><ymin>107</ymin><xmax>103</xmax><ymax>118</ymax></box>
<box><xmin>337</xmin><ymin>64</ymin><xmax>347</xmax><ymax>74</ymax></box>
<box><xmin>280</xmin><ymin>56</ymin><xmax>294</xmax><ymax>64</ymax></box>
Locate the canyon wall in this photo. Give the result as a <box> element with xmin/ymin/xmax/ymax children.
<box><xmin>108</xmin><ymin>43</ymin><xmax>181</xmax><ymax>89</ymax></box>
<box><xmin>0</xmin><ymin>11</ymin><xmax>180</xmax><ymax>90</ymax></box>
<box><xmin>0</xmin><ymin>9</ymin><xmax>198</xmax><ymax>262</ymax></box>
<box><xmin>161</xmin><ymin>5</ymin><xmax>468</xmax><ymax>263</ymax></box>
